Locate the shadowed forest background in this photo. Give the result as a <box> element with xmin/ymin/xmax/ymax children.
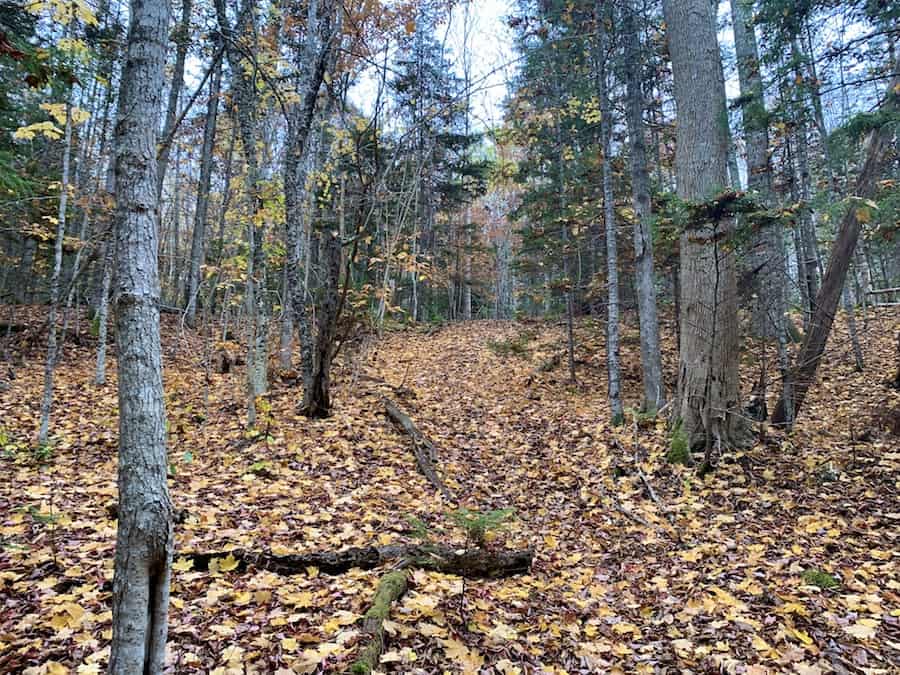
<box><xmin>0</xmin><ymin>0</ymin><xmax>899</xmax><ymax>673</ymax></box>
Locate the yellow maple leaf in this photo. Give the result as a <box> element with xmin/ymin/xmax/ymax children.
<box><xmin>218</xmin><ymin>553</ymin><xmax>240</xmax><ymax>572</ymax></box>
<box><xmin>171</xmin><ymin>557</ymin><xmax>194</xmax><ymax>572</ymax></box>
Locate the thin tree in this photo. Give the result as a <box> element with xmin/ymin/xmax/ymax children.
<box><xmin>183</xmin><ymin>43</ymin><xmax>222</xmax><ymax>326</ymax></box>
<box><xmin>621</xmin><ymin>0</ymin><xmax>665</xmax><ymax>414</ymax></box>
<box><xmin>107</xmin><ymin>0</ymin><xmax>174</xmax><ymax>669</ymax></box>
<box><xmin>37</xmin><ymin>84</ymin><xmax>74</xmax><ymax>445</ymax></box>
<box><xmin>773</xmin><ymin>69</ymin><xmax>898</xmax><ymax>427</ymax></box>
<box><xmin>596</xmin><ymin>0</ymin><xmax>623</xmax><ymax>424</ymax></box>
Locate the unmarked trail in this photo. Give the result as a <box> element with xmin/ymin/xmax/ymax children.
<box><xmin>1</xmin><ymin>312</ymin><xmax>899</xmax><ymax>672</ymax></box>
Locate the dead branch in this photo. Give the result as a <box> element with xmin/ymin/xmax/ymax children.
<box><xmin>382</xmin><ymin>396</ymin><xmax>453</xmax><ymax>500</ymax></box>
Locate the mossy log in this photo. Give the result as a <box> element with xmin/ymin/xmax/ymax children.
<box><xmin>183</xmin><ymin>543</ymin><xmax>533</xmax><ymax>578</ymax></box>
<box><xmin>347</xmin><ymin>571</ymin><xmax>408</xmax><ymax>675</ymax></box>
<box><xmin>382</xmin><ymin>396</ymin><xmax>453</xmax><ymax>500</ymax></box>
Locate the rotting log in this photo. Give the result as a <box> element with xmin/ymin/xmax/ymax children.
<box><xmin>382</xmin><ymin>396</ymin><xmax>453</xmax><ymax>500</ymax></box>
<box><xmin>183</xmin><ymin>543</ymin><xmax>533</xmax><ymax>578</ymax></box>
<box><xmin>347</xmin><ymin>570</ymin><xmax>408</xmax><ymax>675</ymax></box>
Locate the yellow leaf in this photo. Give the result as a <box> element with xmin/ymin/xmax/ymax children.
<box><xmin>221</xmin><ymin>644</ymin><xmax>244</xmax><ymax>664</ymax></box>
<box><xmin>496</xmin><ymin>658</ymin><xmax>522</xmax><ymax>675</ymax></box>
<box><xmin>172</xmin><ymin>557</ymin><xmax>194</xmax><ymax>572</ymax></box>
<box><xmin>844</xmin><ymin>619</ymin><xmax>878</xmax><ymax>639</ymax></box>
<box><xmin>417</xmin><ymin>622</ymin><xmax>447</xmax><ymax>637</ymax></box>
<box><xmin>13</xmin><ymin>121</ymin><xmax>63</xmax><ymax>141</ymax></box>
<box><xmin>786</xmin><ymin>626</ymin><xmax>814</xmax><ymax>645</ymax></box>
<box><xmin>611</xmin><ymin>622</ymin><xmax>642</xmax><ymax>639</ymax></box>
<box><xmin>281</xmin><ymin>637</ymin><xmax>298</xmax><ymax>651</ymax></box>
<box><xmin>218</xmin><ymin>553</ymin><xmax>239</xmax><ymax>572</ymax></box>
<box><xmin>487</xmin><ymin>622</ymin><xmax>518</xmax><ymax>642</ymax></box>
<box><xmin>751</xmin><ymin>635</ymin><xmax>772</xmax><ymax>651</ymax></box>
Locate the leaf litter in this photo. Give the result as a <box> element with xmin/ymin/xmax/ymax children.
<box><xmin>1</xmin><ymin>306</ymin><xmax>898</xmax><ymax>673</ymax></box>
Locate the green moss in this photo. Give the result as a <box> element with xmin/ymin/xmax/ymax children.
<box><xmin>667</xmin><ymin>420</ymin><xmax>691</xmax><ymax>465</ymax></box>
<box><xmin>487</xmin><ymin>329</ymin><xmax>537</xmax><ymax>358</ymax></box>
<box><xmin>349</xmin><ymin>571</ymin><xmax>408</xmax><ymax>674</ymax></box>
<box><xmin>802</xmin><ymin>568</ymin><xmax>839</xmax><ymax>589</ymax></box>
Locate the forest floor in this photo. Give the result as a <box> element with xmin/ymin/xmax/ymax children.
<box><xmin>1</xmin><ymin>305</ymin><xmax>899</xmax><ymax>674</ymax></box>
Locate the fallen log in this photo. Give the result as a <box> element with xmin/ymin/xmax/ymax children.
<box><xmin>182</xmin><ymin>543</ymin><xmax>533</xmax><ymax>578</ymax></box>
<box><xmin>347</xmin><ymin>570</ymin><xmax>408</xmax><ymax>675</ymax></box>
<box><xmin>382</xmin><ymin>396</ymin><xmax>453</xmax><ymax>500</ymax></box>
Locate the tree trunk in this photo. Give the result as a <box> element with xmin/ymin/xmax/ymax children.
<box><xmin>622</xmin><ymin>0</ymin><xmax>665</xmax><ymax>414</ymax></box>
<box><xmin>283</xmin><ymin>0</ymin><xmax>337</xmax><ymax>409</ymax></box>
<box><xmin>184</xmin><ymin>47</ymin><xmax>222</xmax><ymax>326</ymax></box>
<box><xmin>278</xmin><ymin>262</ymin><xmax>294</xmax><ymax>370</ymax></box>
<box><xmin>156</xmin><ymin>0</ymin><xmax>192</xmax><ymax>198</ymax></box>
<box><xmin>94</xmin><ymin>231</ymin><xmax>113</xmax><ymax>385</ymax></box>
<box><xmin>304</xmin><ymin>229</ymin><xmax>340</xmax><ymax>417</ymax></box>
<box><xmin>37</xmin><ymin>93</ymin><xmax>73</xmax><ymax>446</ymax></box>
<box><xmin>107</xmin><ymin>0</ymin><xmax>174</xmax><ymax>669</ymax></box>
<box><xmin>215</xmin><ymin>0</ymin><xmax>269</xmax><ymax>426</ymax></box>
<box><xmin>773</xmin><ymin>73</ymin><xmax>897</xmax><ymax>426</ymax></box>
<box><xmin>842</xmin><ymin>284</ymin><xmax>864</xmax><ymax>371</ymax></box>
<box><xmin>597</xmin><ymin>1</ymin><xmax>623</xmax><ymax>424</ymax></box>
<box><xmin>663</xmin><ymin>0</ymin><xmax>751</xmax><ymax>454</ymax></box>
<box><xmin>730</xmin><ymin>0</ymin><xmax>787</xmax><ymax>341</ymax></box>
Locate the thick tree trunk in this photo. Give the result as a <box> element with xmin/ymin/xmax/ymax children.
<box><xmin>773</xmin><ymin>75</ymin><xmax>897</xmax><ymax>426</ymax></box>
<box><xmin>184</xmin><ymin>47</ymin><xmax>221</xmax><ymax>326</ymax></box>
<box><xmin>663</xmin><ymin>0</ymin><xmax>751</xmax><ymax>454</ymax></box>
<box><xmin>622</xmin><ymin>0</ymin><xmax>665</xmax><ymax>414</ymax></box>
<box><xmin>283</xmin><ymin>0</ymin><xmax>337</xmax><ymax>411</ymax></box>
<box><xmin>107</xmin><ymin>0</ymin><xmax>174</xmax><ymax>670</ymax></box>
<box><xmin>304</xmin><ymin>229</ymin><xmax>341</xmax><ymax>417</ymax></box>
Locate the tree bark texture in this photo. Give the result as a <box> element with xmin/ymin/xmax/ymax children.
<box><xmin>597</xmin><ymin>0</ymin><xmax>623</xmax><ymax>425</ymax></box>
<box><xmin>622</xmin><ymin>0</ymin><xmax>665</xmax><ymax>413</ymax></box>
<box><xmin>663</xmin><ymin>0</ymin><xmax>750</xmax><ymax>451</ymax></box>
<box><xmin>730</xmin><ymin>0</ymin><xmax>787</xmax><ymax>340</ymax></box>
<box><xmin>108</xmin><ymin>0</ymin><xmax>174</xmax><ymax>670</ymax></box>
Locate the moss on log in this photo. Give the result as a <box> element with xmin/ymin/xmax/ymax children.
<box><xmin>347</xmin><ymin>571</ymin><xmax>408</xmax><ymax>674</ymax></box>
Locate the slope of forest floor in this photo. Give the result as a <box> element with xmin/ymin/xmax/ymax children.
<box><xmin>1</xmin><ymin>306</ymin><xmax>899</xmax><ymax>674</ymax></box>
